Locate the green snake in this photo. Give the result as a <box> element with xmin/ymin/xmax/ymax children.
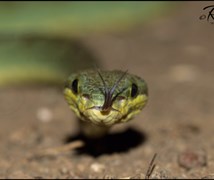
<box><xmin>64</xmin><ymin>69</ymin><xmax>148</xmax><ymax>138</ymax></box>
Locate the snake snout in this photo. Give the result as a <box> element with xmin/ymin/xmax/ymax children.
<box><xmin>100</xmin><ymin>109</ymin><xmax>111</xmax><ymax>115</ymax></box>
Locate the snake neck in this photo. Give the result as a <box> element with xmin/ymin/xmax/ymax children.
<box><xmin>79</xmin><ymin>120</ymin><xmax>111</xmax><ymax>139</ymax></box>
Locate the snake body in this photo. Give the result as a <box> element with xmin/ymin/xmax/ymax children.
<box><xmin>64</xmin><ymin>70</ymin><xmax>148</xmax><ymax>138</ymax></box>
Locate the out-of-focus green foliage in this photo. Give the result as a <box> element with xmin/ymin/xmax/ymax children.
<box><xmin>0</xmin><ymin>2</ymin><xmax>173</xmax><ymax>86</ymax></box>
<box><xmin>0</xmin><ymin>2</ymin><xmax>171</xmax><ymax>37</ymax></box>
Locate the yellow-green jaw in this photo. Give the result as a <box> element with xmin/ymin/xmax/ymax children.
<box><xmin>64</xmin><ymin>70</ymin><xmax>148</xmax><ymax>129</ymax></box>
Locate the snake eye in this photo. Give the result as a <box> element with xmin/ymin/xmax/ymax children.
<box><xmin>131</xmin><ymin>83</ymin><xmax>138</xmax><ymax>98</ymax></box>
<box><xmin>71</xmin><ymin>79</ymin><xmax>78</xmax><ymax>94</ymax></box>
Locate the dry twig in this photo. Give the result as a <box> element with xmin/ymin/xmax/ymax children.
<box><xmin>145</xmin><ymin>153</ymin><xmax>157</xmax><ymax>179</ymax></box>
<box><xmin>27</xmin><ymin>140</ymin><xmax>84</xmax><ymax>160</ymax></box>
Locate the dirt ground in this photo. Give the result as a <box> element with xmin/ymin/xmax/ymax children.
<box><xmin>0</xmin><ymin>2</ymin><xmax>214</xmax><ymax>179</ymax></box>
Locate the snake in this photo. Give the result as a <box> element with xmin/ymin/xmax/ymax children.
<box><xmin>64</xmin><ymin>69</ymin><xmax>148</xmax><ymax>138</ymax></box>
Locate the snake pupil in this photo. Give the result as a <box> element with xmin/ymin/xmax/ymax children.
<box><xmin>71</xmin><ymin>79</ymin><xmax>78</xmax><ymax>94</ymax></box>
<box><xmin>131</xmin><ymin>83</ymin><xmax>138</xmax><ymax>98</ymax></box>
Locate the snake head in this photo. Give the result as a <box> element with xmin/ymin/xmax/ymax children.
<box><xmin>64</xmin><ymin>70</ymin><xmax>148</xmax><ymax>127</ymax></box>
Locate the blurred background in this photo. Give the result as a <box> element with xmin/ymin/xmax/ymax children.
<box><xmin>0</xmin><ymin>1</ymin><xmax>172</xmax><ymax>86</ymax></box>
<box><xmin>0</xmin><ymin>2</ymin><xmax>214</xmax><ymax>179</ymax></box>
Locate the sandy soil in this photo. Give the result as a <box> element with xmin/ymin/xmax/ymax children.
<box><xmin>0</xmin><ymin>2</ymin><xmax>214</xmax><ymax>179</ymax></box>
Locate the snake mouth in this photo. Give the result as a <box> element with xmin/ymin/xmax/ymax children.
<box><xmin>84</xmin><ymin>106</ymin><xmax>122</xmax><ymax>126</ymax></box>
<box><xmin>86</xmin><ymin>106</ymin><xmax>120</xmax><ymax>115</ymax></box>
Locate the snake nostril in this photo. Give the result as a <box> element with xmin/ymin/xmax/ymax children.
<box><xmin>82</xmin><ymin>94</ymin><xmax>90</xmax><ymax>100</ymax></box>
<box><xmin>117</xmin><ymin>96</ymin><xmax>126</xmax><ymax>101</ymax></box>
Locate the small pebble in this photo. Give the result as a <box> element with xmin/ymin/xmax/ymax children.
<box><xmin>36</xmin><ymin>107</ymin><xmax>53</xmax><ymax>123</ymax></box>
<box><xmin>90</xmin><ymin>163</ymin><xmax>105</xmax><ymax>173</ymax></box>
<box><xmin>178</xmin><ymin>148</ymin><xmax>207</xmax><ymax>170</ymax></box>
<box><xmin>60</xmin><ymin>167</ymin><xmax>68</xmax><ymax>175</ymax></box>
<box><xmin>169</xmin><ymin>64</ymin><xmax>199</xmax><ymax>83</ymax></box>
